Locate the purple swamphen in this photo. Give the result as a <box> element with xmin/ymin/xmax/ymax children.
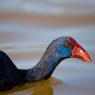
<box><xmin>0</xmin><ymin>37</ymin><xmax>91</xmax><ymax>91</ymax></box>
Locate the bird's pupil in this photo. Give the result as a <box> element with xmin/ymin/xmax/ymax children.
<box><xmin>64</xmin><ymin>43</ymin><xmax>70</xmax><ymax>48</ymax></box>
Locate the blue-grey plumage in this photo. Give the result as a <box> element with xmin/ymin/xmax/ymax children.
<box><xmin>0</xmin><ymin>36</ymin><xmax>91</xmax><ymax>91</ymax></box>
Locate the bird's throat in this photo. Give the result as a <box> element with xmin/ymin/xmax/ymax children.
<box><xmin>35</xmin><ymin>51</ymin><xmax>64</xmax><ymax>80</ymax></box>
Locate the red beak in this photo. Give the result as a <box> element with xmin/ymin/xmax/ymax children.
<box><xmin>71</xmin><ymin>46</ymin><xmax>91</xmax><ymax>63</ymax></box>
<box><xmin>69</xmin><ymin>37</ymin><xmax>91</xmax><ymax>63</ymax></box>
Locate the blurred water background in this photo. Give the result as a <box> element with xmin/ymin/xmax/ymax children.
<box><xmin>0</xmin><ymin>0</ymin><xmax>95</xmax><ymax>95</ymax></box>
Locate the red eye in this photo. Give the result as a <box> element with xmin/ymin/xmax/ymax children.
<box><xmin>64</xmin><ymin>43</ymin><xmax>70</xmax><ymax>48</ymax></box>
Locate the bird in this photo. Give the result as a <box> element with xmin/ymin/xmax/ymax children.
<box><xmin>0</xmin><ymin>36</ymin><xmax>91</xmax><ymax>91</ymax></box>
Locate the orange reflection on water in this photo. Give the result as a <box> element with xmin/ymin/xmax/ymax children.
<box><xmin>0</xmin><ymin>77</ymin><xmax>62</xmax><ymax>95</ymax></box>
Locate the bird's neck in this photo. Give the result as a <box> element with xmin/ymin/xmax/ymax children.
<box><xmin>26</xmin><ymin>46</ymin><xmax>69</xmax><ymax>82</ymax></box>
<box><xmin>27</xmin><ymin>49</ymin><xmax>65</xmax><ymax>82</ymax></box>
<box><xmin>38</xmin><ymin>51</ymin><xmax>64</xmax><ymax>79</ymax></box>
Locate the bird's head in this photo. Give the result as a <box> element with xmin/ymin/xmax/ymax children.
<box><xmin>54</xmin><ymin>36</ymin><xmax>91</xmax><ymax>63</ymax></box>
